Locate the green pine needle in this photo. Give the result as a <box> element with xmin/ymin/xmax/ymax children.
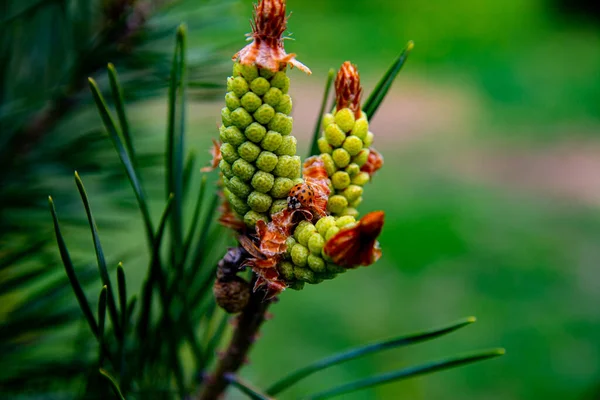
<box><xmin>88</xmin><ymin>77</ymin><xmax>155</xmax><ymax>249</ymax></box>
<box><xmin>166</xmin><ymin>23</ymin><xmax>188</xmax><ymax>266</ymax></box>
<box><xmin>74</xmin><ymin>171</ymin><xmax>122</xmax><ymax>339</ymax></box>
<box><xmin>309</xmin><ymin>68</ymin><xmax>335</xmax><ymax>157</ymax></box>
<box><xmin>226</xmin><ymin>374</ymin><xmax>274</xmax><ymax>400</ymax></box>
<box><xmin>99</xmin><ymin>368</ymin><xmax>126</xmax><ymax>400</ymax></box>
<box><xmin>363</xmin><ymin>40</ymin><xmax>414</xmax><ymax>120</ymax></box>
<box><xmin>304</xmin><ymin>348</ymin><xmax>505</xmax><ymax>400</ymax></box>
<box><xmin>267</xmin><ymin>316</ymin><xmax>476</xmax><ymax>395</ymax></box>
<box><xmin>48</xmin><ymin>196</ymin><xmax>99</xmax><ymax>339</ymax></box>
<box><xmin>98</xmin><ymin>285</ymin><xmax>107</xmax><ymax>364</ymax></box>
<box><xmin>107</xmin><ymin>63</ymin><xmax>135</xmax><ymax>168</ymax></box>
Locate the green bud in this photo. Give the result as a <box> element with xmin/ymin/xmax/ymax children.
<box><xmin>292</xmin><ymin>177</ymin><xmax>305</xmax><ymax>186</ymax></box>
<box><xmin>352</xmin><ymin>171</ymin><xmax>370</xmax><ymax>186</ymax></box>
<box><xmin>336</xmin><ymin>215</ymin><xmax>356</xmax><ymax>228</ymax></box>
<box><xmin>226</xmin><ymin>189</ymin><xmax>250</xmax><ymax>215</ymax></box>
<box><xmin>232</xmin><ymin>62</ymin><xmax>243</xmax><ymax>76</ymax></box>
<box><xmin>237</xmin><ymin>141</ymin><xmax>261</xmax><ymax>163</ymax></box>
<box><xmin>308</xmin><ymin>232</ymin><xmax>325</xmax><ymax>254</ymax></box>
<box><xmin>307</xmin><ymin>254</ymin><xmax>326</xmax><ymax>273</ymax></box>
<box><xmin>325</xmin><ymin>226</ymin><xmax>341</xmax><ymax>241</ymax></box>
<box><xmin>322</xmin><ymin>113</ymin><xmax>335</xmax><ymax>129</ymax></box>
<box><xmin>231</xmin><ymin>76</ymin><xmax>249</xmax><ymax>97</ymax></box>
<box><xmin>343</xmin><ymin>207</ymin><xmax>359</xmax><ymax>217</ymax></box>
<box><xmin>335</xmin><ymin>108</ymin><xmax>356</xmax><ymax>132</ymax></box>
<box><xmin>294</xmin><ymin>220</ymin><xmax>313</xmax><ymax>242</ymax></box>
<box><xmin>256</xmin><ymin>151</ymin><xmax>279</xmax><ymax>172</ymax></box>
<box><xmin>318</xmin><ymin>270</ymin><xmax>339</xmax><ymax>280</ymax></box>
<box><xmin>247</xmin><ymin>191</ymin><xmax>273</xmax><ymax>213</ymax></box>
<box><xmin>316</xmin><ymin>216</ymin><xmax>336</xmax><ymax>237</ymax></box>
<box><xmin>332</xmin><ymin>148</ymin><xmax>351</xmax><ymax>168</ymax></box>
<box><xmin>342</xmin><ymin>184</ymin><xmax>363</xmax><ymax>202</ymax></box>
<box><xmin>290</xmin><ymin>156</ymin><xmax>302</xmax><ymax>179</ymax></box>
<box><xmin>275</xmin><ymin>135</ymin><xmax>297</xmax><ymax>156</ymax></box>
<box><xmin>321</xmin><ymin>153</ymin><xmax>336</xmax><ymax>176</ymax></box>
<box><xmin>219</xmin><ymin>159</ymin><xmax>233</xmax><ymax>178</ymax></box>
<box><xmin>231</xmin><ymin>107</ymin><xmax>253</xmax><ymax>129</ymax></box>
<box><xmin>326</xmin><ymin>262</ymin><xmax>346</xmax><ymax>274</ymax></box>
<box><xmin>352</xmin><ymin>149</ymin><xmax>370</xmax><ymax>166</ymax></box>
<box><xmin>291</xmin><ymin>244</ymin><xmax>309</xmax><ymax>267</ymax></box>
<box><xmin>263</xmin><ymin>87</ymin><xmax>283</xmax><ymax>107</ymax></box>
<box><xmin>221</xmin><ymin>107</ymin><xmax>232</xmax><ymax>127</ymax></box>
<box><xmin>240</xmin><ymin>92</ymin><xmax>262</xmax><ymax>113</ymax></box>
<box><xmin>222</xmin><ymin>126</ymin><xmax>245</xmax><ymax>147</ymax></box>
<box><xmin>325</xmin><ymin>123</ymin><xmax>346</xmax><ymax>147</ymax></box>
<box><xmin>250</xmin><ymin>77</ymin><xmax>270</xmax><ymax>96</ymax></box>
<box><xmin>268</xmin><ymin>113</ymin><xmax>293</xmax><ymax>135</ymax></box>
<box><xmin>251</xmin><ymin>170</ymin><xmax>275</xmax><ymax>193</ymax></box>
<box><xmin>285</xmin><ymin>236</ymin><xmax>297</xmax><ymax>258</ymax></box>
<box><xmin>349</xmin><ymin>196</ymin><xmax>363</xmax><ymax>208</ymax></box>
<box><xmin>352</xmin><ymin>117</ymin><xmax>369</xmax><ymax>140</ymax></box>
<box><xmin>288</xmin><ymin>280</ymin><xmax>306</xmax><ymax>290</ymax></box>
<box><xmin>296</xmin><ymin>222</ymin><xmax>317</xmax><ymax>246</ymax></box>
<box><xmin>343</xmin><ymin>135</ymin><xmax>363</xmax><ymax>156</ymax></box>
<box><xmin>275</xmin><ymin>94</ymin><xmax>292</xmax><ymax>114</ymax></box>
<box><xmin>278</xmin><ymin>261</ymin><xmax>295</xmax><ymax>280</ymax></box>
<box><xmin>253</xmin><ymin>104</ymin><xmax>275</xmax><ymax>125</ymax></box>
<box><xmin>294</xmin><ymin>267</ymin><xmax>315</xmax><ymax>283</ymax></box>
<box><xmin>327</xmin><ymin>195</ymin><xmax>348</xmax><ymax>214</ymax></box>
<box><xmin>228</xmin><ymin>176</ymin><xmax>252</xmax><ymax>199</ymax></box>
<box><xmin>273</xmin><ymin>155</ymin><xmax>295</xmax><ymax>178</ymax></box>
<box><xmin>220</xmin><ymin>143</ymin><xmax>239</xmax><ymax>164</ymax></box>
<box><xmin>270</xmin><ymin>71</ymin><xmax>290</xmax><ymax>93</ymax></box>
<box><xmin>226</xmin><ymin>76</ymin><xmax>234</xmax><ymax>91</ymax></box>
<box><xmin>261</xmin><ymin>130</ymin><xmax>283</xmax><ymax>151</ymax></box>
<box><xmin>318</xmin><ymin>137</ymin><xmax>333</xmax><ymax>154</ymax></box>
<box><xmin>331</xmin><ymin>171</ymin><xmax>351</xmax><ymax>190</ymax></box>
<box><xmin>245</xmin><ymin>122</ymin><xmax>267</xmax><ymax>143</ymax></box>
<box><xmin>219</xmin><ymin>125</ymin><xmax>228</xmax><ymax>143</ymax></box>
<box><xmin>232</xmin><ymin>158</ymin><xmax>256</xmax><ymax>181</ymax></box>
<box><xmin>270</xmin><ymin>177</ymin><xmax>294</xmax><ymax>198</ymax></box>
<box><xmin>345</xmin><ymin>163</ymin><xmax>360</xmax><ymax>176</ymax></box>
<box><xmin>225</xmin><ymin>92</ymin><xmax>241</xmax><ymax>110</ymax></box>
<box><xmin>270</xmin><ymin>199</ymin><xmax>288</xmax><ymax>215</ymax></box>
<box><xmin>240</xmin><ymin>64</ymin><xmax>259</xmax><ymax>81</ymax></box>
<box><xmin>364</xmin><ymin>131</ymin><xmax>374</xmax><ymax>147</ymax></box>
<box><xmin>244</xmin><ymin>210</ymin><xmax>267</xmax><ymax>228</ymax></box>
<box><xmin>259</xmin><ymin>67</ymin><xmax>275</xmax><ymax>79</ymax></box>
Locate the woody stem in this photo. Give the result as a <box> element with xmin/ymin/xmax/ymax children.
<box><xmin>197</xmin><ymin>284</ymin><xmax>272</xmax><ymax>400</ymax></box>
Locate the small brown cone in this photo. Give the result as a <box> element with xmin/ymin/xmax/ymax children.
<box><xmin>213</xmin><ymin>276</ymin><xmax>251</xmax><ymax>313</ymax></box>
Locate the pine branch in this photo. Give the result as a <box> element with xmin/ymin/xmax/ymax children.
<box><xmin>197</xmin><ymin>284</ymin><xmax>273</xmax><ymax>400</ymax></box>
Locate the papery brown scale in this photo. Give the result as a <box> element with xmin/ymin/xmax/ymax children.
<box><xmin>323</xmin><ymin>211</ymin><xmax>385</xmax><ymax>267</ymax></box>
<box><xmin>335</xmin><ymin>61</ymin><xmax>362</xmax><ymax>118</ymax></box>
<box><xmin>218</xmin><ymin>199</ymin><xmax>246</xmax><ymax>232</ymax></box>
<box><xmin>360</xmin><ymin>147</ymin><xmax>384</xmax><ymax>178</ymax></box>
<box><xmin>233</xmin><ymin>0</ymin><xmax>311</xmax><ymax>74</ymax></box>
<box><xmin>201</xmin><ymin>139</ymin><xmax>222</xmax><ymax>172</ymax></box>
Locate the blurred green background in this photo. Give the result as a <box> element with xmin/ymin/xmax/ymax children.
<box><xmin>3</xmin><ymin>0</ymin><xmax>600</xmax><ymax>398</ymax></box>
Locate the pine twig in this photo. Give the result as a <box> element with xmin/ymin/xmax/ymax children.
<box><xmin>197</xmin><ymin>284</ymin><xmax>273</xmax><ymax>400</ymax></box>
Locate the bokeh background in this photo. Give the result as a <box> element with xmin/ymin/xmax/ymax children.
<box><xmin>2</xmin><ymin>0</ymin><xmax>600</xmax><ymax>399</ymax></box>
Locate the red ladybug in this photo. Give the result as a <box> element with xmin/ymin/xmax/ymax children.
<box><xmin>287</xmin><ymin>183</ymin><xmax>315</xmax><ymax>210</ymax></box>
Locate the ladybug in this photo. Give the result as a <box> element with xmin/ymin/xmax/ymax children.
<box><xmin>287</xmin><ymin>183</ymin><xmax>314</xmax><ymax>210</ymax></box>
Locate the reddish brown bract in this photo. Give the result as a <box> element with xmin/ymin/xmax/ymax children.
<box><xmin>218</xmin><ymin>198</ymin><xmax>246</xmax><ymax>233</ymax></box>
<box><xmin>232</xmin><ymin>0</ymin><xmax>311</xmax><ymax>74</ymax></box>
<box><xmin>323</xmin><ymin>211</ymin><xmax>385</xmax><ymax>267</ymax></box>
<box><xmin>201</xmin><ymin>139</ymin><xmax>222</xmax><ymax>172</ymax></box>
<box><xmin>335</xmin><ymin>61</ymin><xmax>362</xmax><ymax>118</ymax></box>
<box><xmin>360</xmin><ymin>147</ymin><xmax>384</xmax><ymax>178</ymax></box>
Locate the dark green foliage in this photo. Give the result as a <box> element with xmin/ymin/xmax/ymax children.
<box><xmin>48</xmin><ymin>29</ymin><xmax>230</xmax><ymax>397</ymax></box>
<box><xmin>2</xmin><ymin>2</ymin><xmax>505</xmax><ymax>398</ymax></box>
<box><xmin>0</xmin><ymin>0</ymin><xmax>238</xmax><ymax>396</ymax></box>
